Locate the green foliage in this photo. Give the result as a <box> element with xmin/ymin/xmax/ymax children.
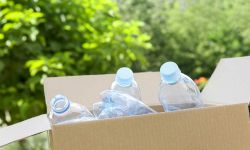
<box><xmin>1</xmin><ymin>133</ymin><xmax>48</xmax><ymax>150</ymax></box>
<box><xmin>1</xmin><ymin>0</ymin><xmax>250</xmax><ymax>149</ymax></box>
<box><xmin>118</xmin><ymin>0</ymin><xmax>250</xmax><ymax>78</ymax></box>
<box><xmin>0</xmin><ymin>0</ymin><xmax>151</xmax><ymax>125</ymax></box>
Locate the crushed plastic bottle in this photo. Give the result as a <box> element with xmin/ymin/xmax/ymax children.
<box><xmin>159</xmin><ymin>62</ymin><xmax>203</xmax><ymax>111</ymax></box>
<box><xmin>49</xmin><ymin>95</ymin><xmax>95</xmax><ymax>125</ymax></box>
<box><xmin>93</xmin><ymin>90</ymin><xmax>156</xmax><ymax>119</ymax></box>
<box><xmin>111</xmin><ymin>67</ymin><xmax>141</xmax><ymax>100</ymax></box>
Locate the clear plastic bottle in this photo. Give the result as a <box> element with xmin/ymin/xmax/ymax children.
<box><xmin>93</xmin><ymin>90</ymin><xmax>156</xmax><ymax>119</ymax></box>
<box><xmin>159</xmin><ymin>62</ymin><xmax>203</xmax><ymax>111</ymax></box>
<box><xmin>111</xmin><ymin>67</ymin><xmax>141</xmax><ymax>100</ymax></box>
<box><xmin>49</xmin><ymin>95</ymin><xmax>94</xmax><ymax>125</ymax></box>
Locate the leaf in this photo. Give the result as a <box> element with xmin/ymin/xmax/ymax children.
<box><xmin>0</xmin><ymin>33</ymin><xmax>4</xmax><ymax>40</ymax></box>
<box><xmin>25</xmin><ymin>59</ymin><xmax>45</xmax><ymax>76</ymax></box>
<box><xmin>4</xmin><ymin>11</ymin><xmax>24</xmax><ymax>21</ymax></box>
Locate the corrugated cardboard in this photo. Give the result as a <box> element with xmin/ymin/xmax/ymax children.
<box><xmin>0</xmin><ymin>114</ymin><xmax>50</xmax><ymax>146</ymax></box>
<box><xmin>0</xmin><ymin>56</ymin><xmax>250</xmax><ymax>149</ymax></box>
<box><xmin>51</xmin><ymin>104</ymin><xmax>250</xmax><ymax>150</ymax></box>
<box><xmin>202</xmin><ymin>56</ymin><xmax>250</xmax><ymax>104</ymax></box>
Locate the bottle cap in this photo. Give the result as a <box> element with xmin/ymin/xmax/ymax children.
<box><xmin>51</xmin><ymin>95</ymin><xmax>70</xmax><ymax>114</ymax></box>
<box><xmin>160</xmin><ymin>61</ymin><xmax>181</xmax><ymax>84</ymax></box>
<box><xmin>115</xmin><ymin>67</ymin><xmax>134</xmax><ymax>87</ymax></box>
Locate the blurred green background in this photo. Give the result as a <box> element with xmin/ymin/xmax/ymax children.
<box><xmin>0</xmin><ymin>0</ymin><xmax>250</xmax><ymax>149</ymax></box>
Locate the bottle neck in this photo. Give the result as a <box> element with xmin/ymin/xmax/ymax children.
<box><xmin>162</xmin><ymin>74</ymin><xmax>181</xmax><ymax>85</ymax></box>
<box><xmin>52</xmin><ymin>98</ymin><xmax>70</xmax><ymax>114</ymax></box>
<box><xmin>115</xmin><ymin>79</ymin><xmax>135</xmax><ymax>88</ymax></box>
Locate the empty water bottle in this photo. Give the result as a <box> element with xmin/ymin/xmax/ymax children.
<box><xmin>93</xmin><ymin>90</ymin><xmax>156</xmax><ymax>119</ymax></box>
<box><xmin>111</xmin><ymin>67</ymin><xmax>141</xmax><ymax>100</ymax></box>
<box><xmin>49</xmin><ymin>95</ymin><xmax>94</xmax><ymax>124</ymax></box>
<box><xmin>159</xmin><ymin>62</ymin><xmax>203</xmax><ymax>111</ymax></box>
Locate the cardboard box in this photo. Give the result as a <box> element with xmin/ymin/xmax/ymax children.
<box><xmin>0</xmin><ymin>57</ymin><xmax>250</xmax><ymax>150</ymax></box>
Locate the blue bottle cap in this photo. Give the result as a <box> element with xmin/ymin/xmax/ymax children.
<box><xmin>160</xmin><ymin>62</ymin><xmax>181</xmax><ymax>84</ymax></box>
<box><xmin>115</xmin><ymin>67</ymin><xmax>134</xmax><ymax>87</ymax></box>
<box><xmin>51</xmin><ymin>95</ymin><xmax>70</xmax><ymax>114</ymax></box>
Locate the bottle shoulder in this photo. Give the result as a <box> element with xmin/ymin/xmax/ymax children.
<box><xmin>181</xmin><ymin>73</ymin><xmax>194</xmax><ymax>83</ymax></box>
<box><xmin>160</xmin><ymin>73</ymin><xmax>201</xmax><ymax>95</ymax></box>
<box><xmin>161</xmin><ymin>73</ymin><xmax>194</xmax><ymax>85</ymax></box>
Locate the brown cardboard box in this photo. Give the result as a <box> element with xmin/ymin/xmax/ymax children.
<box><xmin>0</xmin><ymin>57</ymin><xmax>250</xmax><ymax>150</ymax></box>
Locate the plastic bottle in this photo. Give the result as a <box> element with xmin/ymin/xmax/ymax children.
<box><xmin>159</xmin><ymin>62</ymin><xmax>203</xmax><ymax>111</ymax></box>
<box><xmin>111</xmin><ymin>67</ymin><xmax>141</xmax><ymax>100</ymax></box>
<box><xmin>93</xmin><ymin>90</ymin><xmax>156</xmax><ymax>119</ymax></box>
<box><xmin>49</xmin><ymin>95</ymin><xmax>94</xmax><ymax>125</ymax></box>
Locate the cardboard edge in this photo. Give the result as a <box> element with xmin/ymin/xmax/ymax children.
<box><xmin>48</xmin><ymin>131</ymin><xmax>54</xmax><ymax>150</ymax></box>
<box><xmin>0</xmin><ymin>114</ymin><xmax>51</xmax><ymax>147</ymax></box>
<box><xmin>201</xmin><ymin>59</ymin><xmax>223</xmax><ymax>102</ymax></box>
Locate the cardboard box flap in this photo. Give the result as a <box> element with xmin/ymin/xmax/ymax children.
<box><xmin>44</xmin><ymin>72</ymin><xmax>160</xmax><ymax>112</ymax></box>
<box><xmin>0</xmin><ymin>114</ymin><xmax>51</xmax><ymax>147</ymax></box>
<box><xmin>202</xmin><ymin>56</ymin><xmax>250</xmax><ymax>104</ymax></box>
